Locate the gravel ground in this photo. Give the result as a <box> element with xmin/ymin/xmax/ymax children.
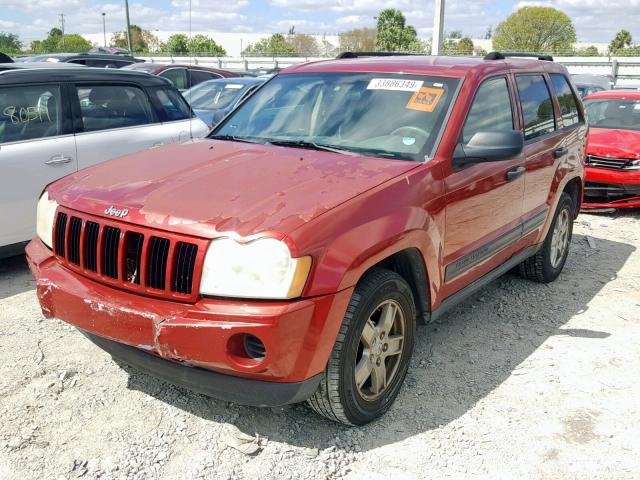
<box><xmin>1</xmin><ymin>211</ymin><xmax>639</xmax><ymax>480</ymax></box>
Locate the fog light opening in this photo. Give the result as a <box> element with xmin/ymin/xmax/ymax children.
<box><xmin>227</xmin><ymin>333</ymin><xmax>266</xmax><ymax>366</ymax></box>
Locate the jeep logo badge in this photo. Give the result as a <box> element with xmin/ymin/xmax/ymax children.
<box><xmin>104</xmin><ymin>206</ymin><xmax>129</xmax><ymax>218</ymax></box>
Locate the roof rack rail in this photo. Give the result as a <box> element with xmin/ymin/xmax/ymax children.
<box><xmin>336</xmin><ymin>51</ymin><xmax>420</xmax><ymax>59</ymax></box>
<box><xmin>484</xmin><ymin>51</ymin><xmax>554</xmax><ymax>62</ymax></box>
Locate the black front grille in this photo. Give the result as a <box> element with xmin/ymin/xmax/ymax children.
<box><xmin>586</xmin><ymin>155</ymin><xmax>632</xmax><ymax>170</ymax></box>
<box><xmin>83</xmin><ymin>221</ymin><xmax>100</xmax><ymax>272</ymax></box>
<box><xmin>147</xmin><ymin>237</ymin><xmax>170</xmax><ymax>290</ymax></box>
<box><xmin>53</xmin><ymin>211</ymin><xmax>202</xmax><ymax>300</ymax></box>
<box><xmin>101</xmin><ymin>226</ymin><xmax>121</xmax><ymax>279</ymax></box>
<box><xmin>173</xmin><ymin>242</ymin><xmax>198</xmax><ymax>294</ymax></box>
<box><xmin>124</xmin><ymin>232</ymin><xmax>144</xmax><ymax>284</ymax></box>
<box><xmin>54</xmin><ymin>213</ymin><xmax>68</xmax><ymax>257</ymax></box>
<box><xmin>67</xmin><ymin>217</ymin><xmax>82</xmax><ymax>265</ymax></box>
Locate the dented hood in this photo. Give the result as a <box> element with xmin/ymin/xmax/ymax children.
<box><xmin>587</xmin><ymin>128</ymin><xmax>640</xmax><ymax>159</ymax></box>
<box><xmin>50</xmin><ymin>139</ymin><xmax>418</xmax><ymax>239</ymax></box>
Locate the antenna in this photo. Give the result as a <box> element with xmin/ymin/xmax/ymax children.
<box><xmin>59</xmin><ymin>13</ymin><xmax>66</xmax><ymax>49</ymax></box>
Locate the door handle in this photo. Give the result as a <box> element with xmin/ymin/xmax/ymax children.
<box><xmin>554</xmin><ymin>147</ymin><xmax>568</xmax><ymax>159</ymax></box>
<box><xmin>506</xmin><ymin>166</ymin><xmax>526</xmax><ymax>182</ymax></box>
<box><xmin>45</xmin><ymin>155</ymin><xmax>73</xmax><ymax>166</ymax></box>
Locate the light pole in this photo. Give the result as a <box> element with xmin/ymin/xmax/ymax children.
<box><xmin>102</xmin><ymin>12</ymin><xmax>106</xmax><ymax>47</ymax></box>
<box><xmin>124</xmin><ymin>0</ymin><xmax>133</xmax><ymax>53</ymax></box>
<box><xmin>432</xmin><ymin>0</ymin><xmax>445</xmax><ymax>55</ymax></box>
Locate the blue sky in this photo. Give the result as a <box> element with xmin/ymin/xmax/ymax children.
<box><xmin>0</xmin><ymin>0</ymin><xmax>636</xmax><ymax>43</ymax></box>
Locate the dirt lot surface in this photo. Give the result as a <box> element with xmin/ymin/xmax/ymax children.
<box><xmin>1</xmin><ymin>211</ymin><xmax>639</xmax><ymax>480</ymax></box>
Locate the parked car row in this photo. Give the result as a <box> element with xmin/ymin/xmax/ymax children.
<box><xmin>0</xmin><ymin>67</ymin><xmax>208</xmax><ymax>256</ymax></box>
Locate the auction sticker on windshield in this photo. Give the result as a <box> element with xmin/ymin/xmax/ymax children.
<box><xmin>406</xmin><ymin>86</ymin><xmax>445</xmax><ymax>112</ymax></box>
<box><xmin>367</xmin><ymin>78</ymin><xmax>423</xmax><ymax>92</ymax></box>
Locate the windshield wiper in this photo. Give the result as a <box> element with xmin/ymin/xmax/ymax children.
<box><xmin>266</xmin><ymin>139</ymin><xmax>359</xmax><ymax>156</ymax></box>
<box><xmin>209</xmin><ymin>134</ymin><xmax>264</xmax><ymax>144</ymax></box>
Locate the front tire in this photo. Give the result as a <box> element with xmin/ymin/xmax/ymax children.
<box><xmin>307</xmin><ymin>269</ymin><xmax>416</xmax><ymax>426</ymax></box>
<box><xmin>519</xmin><ymin>192</ymin><xmax>574</xmax><ymax>283</ymax></box>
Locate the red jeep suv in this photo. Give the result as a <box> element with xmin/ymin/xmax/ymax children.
<box><xmin>27</xmin><ymin>52</ymin><xmax>585</xmax><ymax>425</ymax></box>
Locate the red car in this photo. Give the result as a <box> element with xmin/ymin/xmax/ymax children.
<box><xmin>122</xmin><ymin>63</ymin><xmax>239</xmax><ymax>90</ymax></box>
<box><xmin>27</xmin><ymin>53</ymin><xmax>585</xmax><ymax>425</ymax></box>
<box><xmin>583</xmin><ymin>90</ymin><xmax>640</xmax><ymax>208</ymax></box>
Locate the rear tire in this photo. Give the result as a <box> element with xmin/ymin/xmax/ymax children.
<box><xmin>519</xmin><ymin>193</ymin><xmax>574</xmax><ymax>283</ymax></box>
<box><xmin>306</xmin><ymin>269</ymin><xmax>416</xmax><ymax>426</ymax></box>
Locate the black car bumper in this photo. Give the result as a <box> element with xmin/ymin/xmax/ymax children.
<box><xmin>83</xmin><ymin>331</ymin><xmax>322</xmax><ymax>407</ymax></box>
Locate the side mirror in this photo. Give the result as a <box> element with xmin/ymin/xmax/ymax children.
<box><xmin>453</xmin><ymin>130</ymin><xmax>524</xmax><ymax>167</ymax></box>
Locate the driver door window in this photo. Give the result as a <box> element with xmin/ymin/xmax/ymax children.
<box><xmin>462</xmin><ymin>77</ymin><xmax>514</xmax><ymax>143</ymax></box>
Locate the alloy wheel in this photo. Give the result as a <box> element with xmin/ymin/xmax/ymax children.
<box><xmin>354</xmin><ymin>299</ymin><xmax>406</xmax><ymax>401</ymax></box>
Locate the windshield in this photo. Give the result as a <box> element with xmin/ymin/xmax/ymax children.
<box><xmin>212</xmin><ymin>72</ymin><xmax>460</xmax><ymax>161</ymax></box>
<box><xmin>585</xmin><ymin>98</ymin><xmax>640</xmax><ymax>131</ymax></box>
<box><xmin>185</xmin><ymin>81</ymin><xmax>248</xmax><ymax>110</ymax></box>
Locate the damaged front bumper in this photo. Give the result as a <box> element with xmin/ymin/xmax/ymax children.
<box><xmin>26</xmin><ymin>238</ymin><xmax>353</xmax><ymax>406</ymax></box>
<box><xmin>583</xmin><ymin>167</ymin><xmax>640</xmax><ymax>209</ymax></box>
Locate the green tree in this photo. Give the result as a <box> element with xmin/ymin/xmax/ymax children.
<box><xmin>48</xmin><ymin>27</ymin><xmax>62</xmax><ymax>37</ymax></box>
<box><xmin>31</xmin><ymin>32</ymin><xmax>92</xmax><ymax>53</ymax></box>
<box><xmin>0</xmin><ymin>32</ymin><xmax>22</xmax><ymax>53</ymax></box>
<box><xmin>609</xmin><ymin>30</ymin><xmax>632</xmax><ymax>54</ymax></box>
<box><xmin>493</xmin><ymin>6</ymin><xmax>576</xmax><ymax>53</ymax></box>
<box><xmin>110</xmin><ymin>24</ymin><xmax>160</xmax><ymax>53</ymax></box>
<box><xmin>339</xmin><ymin>27</ymin><xmax>377</xmax><ymax>52</ymax></box>
<box><xmin>457</xmin><ymin>37</ymin><xmax>474</xmax><ymax>55</ymax></box>
<box><xmin>574</xmin><ymin>45</ymin><xmax>600</xmax><ymax>56</ymax></box>
<box><xmin>375</xmin><ymin>8</ymin><xmax>420</xmax><ymax>52</ymax></box>
<box><xmin>286</xmin><ymin>34</ymin><xmax>320</xmax><ymax>56</ymax></box>
<box><xmin>166</xmin><ymin>33</ymin><xmax>189</xmax><ymax>54</ymax></box>
<box><xmin>58</xmin><ymin>34</ymin><xmax>93</xmax><ymax>52</ymax></box>
<box><xmin>187</xmin><ymin>34</ymin><xmax>226</xmax><ymax>55</ymax></box>
<box><xmin>243</xmin><ymin>34</ymin><xmax>295</xmax><ymax>56</ymax></box>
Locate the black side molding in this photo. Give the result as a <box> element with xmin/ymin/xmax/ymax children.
<box><xmin>445</xmin><ymin>209</ymin><xmax>547</xmax><ymax>282</ymax></box>
<box><xmin>432</xmin><ymin>244</ymin><xmax>541</xmax><ymax>322</ymax></box>
<box><xmin>82</xmin><ymin>331</ymin><xmax>322</xmax><ymax>407</ymax></box>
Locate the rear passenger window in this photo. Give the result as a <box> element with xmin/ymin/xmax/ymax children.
<box><xmin>151</xmin><ymin>87</ymin><xmax>192</xmax><ymax>122</ymax></box>
<box><xmin>159</xmin><ymin>69</ymin><xmax>188</xmax><ymax>90</ymax></box>
<box><xmin>76</xmin><ymin>85</ymin><xmax>153</xmax><ymax>132</ymax></box>
<box><xmin>0</xmin><ymin>84</ymin><xmax>62</xmax><ymax>144</ymax></box>
<box><xmin>550</xmin><ymin>74</ymin><xmax>581</xmax><ymax>127</ymax></box>
<box><xmin>190</xmin><ymin>70</ymin><xmax>221</xmax><ymax>86</ymax></box>
<box><xmin>516</xmin><ymin>75</ymin><xmax>556</xmax><ymax>140</ymax></box>
<box><xmin>462</xmin><ymin>77</ymin><xmax>514</xmax><ymax>143</ymax></box>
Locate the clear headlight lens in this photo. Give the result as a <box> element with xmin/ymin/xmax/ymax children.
<box><xmin>199</xmin><ymin>238</ymin><xmax>312</xmax><ymax>299</ymax></box>
<box><xmin>627</xmin><ymin>159</ymin><xmax>640</xmax><ymax>170</ymax></box>
<box><xmin>36</xmin><ymin>191</ymin><xmax>58</xmax><ymax>249</ymax></box>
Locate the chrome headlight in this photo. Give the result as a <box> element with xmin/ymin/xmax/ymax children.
<box><xmin>36</xmin><ymin>191</ymin><xmax>58</xmax><ymax>249</ymax></box>
<box><xmin>199</xmin><ymin>237</ymin><xmax>312</xmax><ymax>299</ymax></box>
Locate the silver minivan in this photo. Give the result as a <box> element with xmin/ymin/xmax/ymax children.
<box><xmin>0</xmin><ymin>67</ymin><xmax>208</xmax><ymax>257</ymax></box>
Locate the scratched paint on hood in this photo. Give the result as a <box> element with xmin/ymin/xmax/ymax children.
<box><xmin>50</xmin><ymin>139</ymin><xmax>418</xmax><ymax>238</ymax></box>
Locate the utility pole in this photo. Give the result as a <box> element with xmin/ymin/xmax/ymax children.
<box><xmin>59</xmin><ymin>13</ymin><xmax>66</xmax><ymax>49</ymax></box>
<box><xmin>432</xmin><ymin>0</ymin><xmax>445</xmax><ymax>56</ymax></box>
<box><xmin>102</xmin><ymin>12</ymin><xmax>107</xmax><ymax>47</ymax></box>
<box><xmin>124</xmin><ymin>0</ymin><xmax>133</xmax><ymax>53</ymax></box>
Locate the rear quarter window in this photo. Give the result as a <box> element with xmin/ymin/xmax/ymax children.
<box><xmin>516</xmin><ymin>74</ymin><xmax>556</xmax><ymax>141</ymax></box>
<box><xmin>151</xmin><ymin>87</ymin><xmax>193</xmax><ymax>122</ymax></box>
<box><xmin>550</xmin><ymin>74</ymin><xmax>582</xmax><ymax>128</ymax></box>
